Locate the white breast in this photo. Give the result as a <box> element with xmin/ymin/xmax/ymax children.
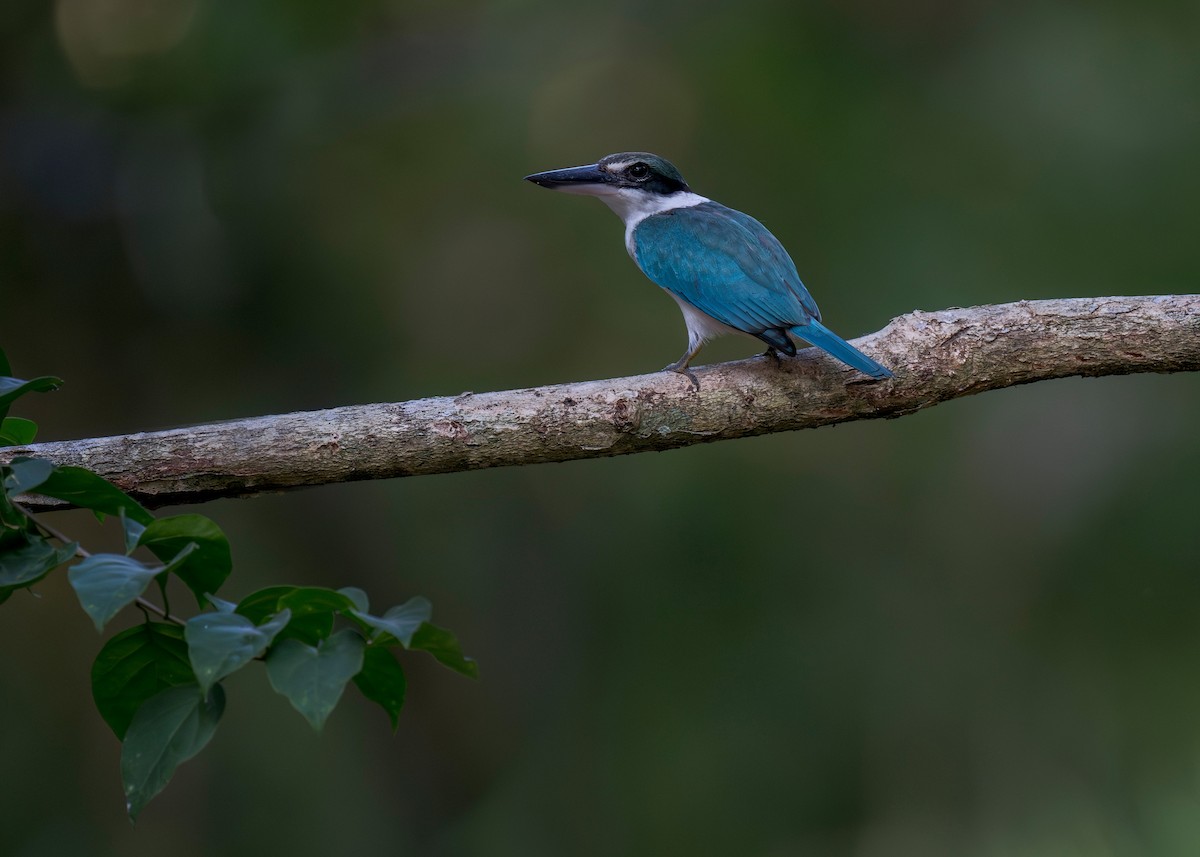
<box><xmin>594</xmin><ymin>189</ymin><xmax>709</xmax><ymax>255</ymax></box>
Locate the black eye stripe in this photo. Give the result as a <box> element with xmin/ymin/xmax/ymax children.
<box><xmin>595</xmin><ymin>153</ymin><xmax>690</xmax><ymax>194</ymax></box>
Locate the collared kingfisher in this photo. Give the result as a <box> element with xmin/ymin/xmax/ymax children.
<box><xmin>524</xmin><ymin>152</ymin><xmax>893</xmax><ymax>387</ymax></box>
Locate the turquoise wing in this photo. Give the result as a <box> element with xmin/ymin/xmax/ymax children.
<box><xmin>631</xmin><ymin>202</ymin><xmax>821</xmax><ymax>333</ymax></box>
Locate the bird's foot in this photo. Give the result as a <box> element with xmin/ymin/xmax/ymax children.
<box><xmin>761</xmin><ymin>346</ymin><xmax>783</xmax><ymax>367</ymax></box>
<box><xmin>662</xmin><ymin>361</ymin><xmax>701</xmax><ymax>391</ymax></box>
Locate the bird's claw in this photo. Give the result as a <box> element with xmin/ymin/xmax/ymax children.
<box><xmin>663</xmin><ymin>362</ymin><xmax>701</xmax><ymax>391</ymax></box>
<box><xmin>761</xmin><ymin>346</ymin><xmax>783</xmax><ymax>367</ymax></box>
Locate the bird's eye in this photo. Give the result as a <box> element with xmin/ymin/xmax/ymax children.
<box><xmin>628</xmin><ymin>163</ymin><xmax>650</xmax><ymax>180</ymax></box>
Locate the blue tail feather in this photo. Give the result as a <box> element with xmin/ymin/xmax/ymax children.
<box><xmin>790</xmin><ymin>321</ymin><xmax>893</xmax><ymax>379</ymax></box>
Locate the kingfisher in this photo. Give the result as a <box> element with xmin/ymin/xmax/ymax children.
<box><xmin>524</xmin><ymin>152</ymin><xmax>893</xmax><ymax>387</ymax></box>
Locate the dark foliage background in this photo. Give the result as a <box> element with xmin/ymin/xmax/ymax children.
<box><xmin>2</xmin><ymin>0</ymin><xmax>1199</xmax><ymax>854</ymax></box>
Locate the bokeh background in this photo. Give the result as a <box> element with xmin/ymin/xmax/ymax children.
<box><xmin>3</xmin><ymin>0</ymin><xmax>1200</xmax><ymax>854</ymax></box>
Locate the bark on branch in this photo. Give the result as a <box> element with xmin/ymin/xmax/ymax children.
<box><xmin>5</xmin><ymin>296</ymin><xmax>1198</xmax><ymax>509</ymax></box>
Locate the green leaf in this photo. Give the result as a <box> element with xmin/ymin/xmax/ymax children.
<box><xmin>138</xmin><ymin>515</ymin><xmax>232</xmax><ymax>606</ymax></box>
<box><xmin>0</xmin><ymin>417</ymin><xmax>37</xmax><ymax>446</ymax></box>
<box><xmin>92</xmin><ymin>623</ymin><xmax>195</xmax><ymax>739</ymax></box>
<box><xmin>353</xmin><ymin>647</ymin><xmax>406</xmax><ymax>732</ymax></box>
<box><xmin>206</xmin><ymin>594</ymin><xmax>237</xmax><ymax>613</ymax></box>
<box><xmin>3</xmin><ymin>457</ymin><xmax>54</xmax><ymax>497</ymax></box>
<box><xmin>266</xmin><ymin>629</ymin><xmax>365</xmax><ymax>731</ymax></box>
<box><xmin>337</xmin><ymin>586</ymin><xmax>369</xmax><ymax>613</ymax></box>
<box><xmin>69</xmin><ymin>555</ymin><xmax>161</xmax><ymax>631</ymax></box>
<box><xmin>68</xmin><ymin>544</ymin><xmax>197</xmax><ymax>631</ymax></box>
<box><xmin>234</xmin><ymin>585</ymin><xmax>297</xmax><ymax>624</ymax></box>
<box><xmin>279</xmin><ymin>586</ymin><xmax>357</xmax><ymax>614</ymax></box>
<box><xmin>410</xmin><ymin>622</ymin><xmax>479</xmax><ymax>678</ymax></box>
<box><xmin>34</xmin><ymin>466</ymin><xmax>152</xmax><ymax>525</ymax></box>
<box><xmin>274</xmin><ymin>586</ymin><xmax>358</xmax><ymax>645</ymax></box>
<box><xmin>0</xmin><ymin>374</ymin><xmax>63</xmax><ymax>421</ymax></box>
<box><xmin>351</xmin><ymin>596</ymin><xmax>432</xmax><ymax>647</ymax></box>
<box><xmin>120</xmin><ymin>509</ymin><xmax>146</xmax><ymax>554</ymax></box>
<box><xmin>121</xmin><ymin>683</ymin><xmax>225</xmax><ymax>820</ymax></box>
<box><xmin>238</xmin><ymin>586</ymin><xmax>337</xmax><ymax>644</ymax></box>
<box><xmin>0</xmin><ymin>532</ymin><xmax>78</xmax><ymax>598</ymax></box>
<box><xmin>185</xmin><ymin>609</ymin><xmax>291</xmax><ymax>694</ymax></box>
<box><xmin>237</xmin><ymin>586</ymin><xmax>362</xmax><ymax>645</ymax></box>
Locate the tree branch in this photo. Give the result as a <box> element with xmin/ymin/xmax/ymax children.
<box><xmin>5</xmin><ymin>296</ymin><xmax>1198</xmax><ymax>509</ymax></box>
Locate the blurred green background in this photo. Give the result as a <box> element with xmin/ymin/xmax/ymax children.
<box><xmin>3</xmin><ymin>0</ymin><xmax>1200</xmax><ymax>854</ymax></box>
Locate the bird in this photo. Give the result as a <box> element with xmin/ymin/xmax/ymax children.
<box><xmin>524</xmin><ymin>152</ymin><xmax>893</xmax><ymax>388</ymax></box>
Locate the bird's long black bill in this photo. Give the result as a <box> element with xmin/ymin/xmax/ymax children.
<box><xmin>523</xmin><ymin>163</ymin><xmax>606</xmax><ymax>188</ymax></box>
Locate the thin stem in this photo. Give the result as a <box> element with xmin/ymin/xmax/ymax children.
<box><xmin>13</xmin><ymin>504</ymin><xmax>90</xmax><ymax>558</ymax></box>
<box><xmin>137</xmin><ymin>597</ymin><xmax>178</xmax><ymax>623</ymax></box>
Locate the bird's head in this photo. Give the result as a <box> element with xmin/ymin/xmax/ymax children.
<box><xmin>524</xmin><ymin>152</ymin><xmax>691</xmax><ymax>198</ymax></box>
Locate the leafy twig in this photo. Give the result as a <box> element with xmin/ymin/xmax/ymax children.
<box><xmin>14</xmin><ymin>501</ymin><xmax>181</xmax><ymax>624</ymax></box>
